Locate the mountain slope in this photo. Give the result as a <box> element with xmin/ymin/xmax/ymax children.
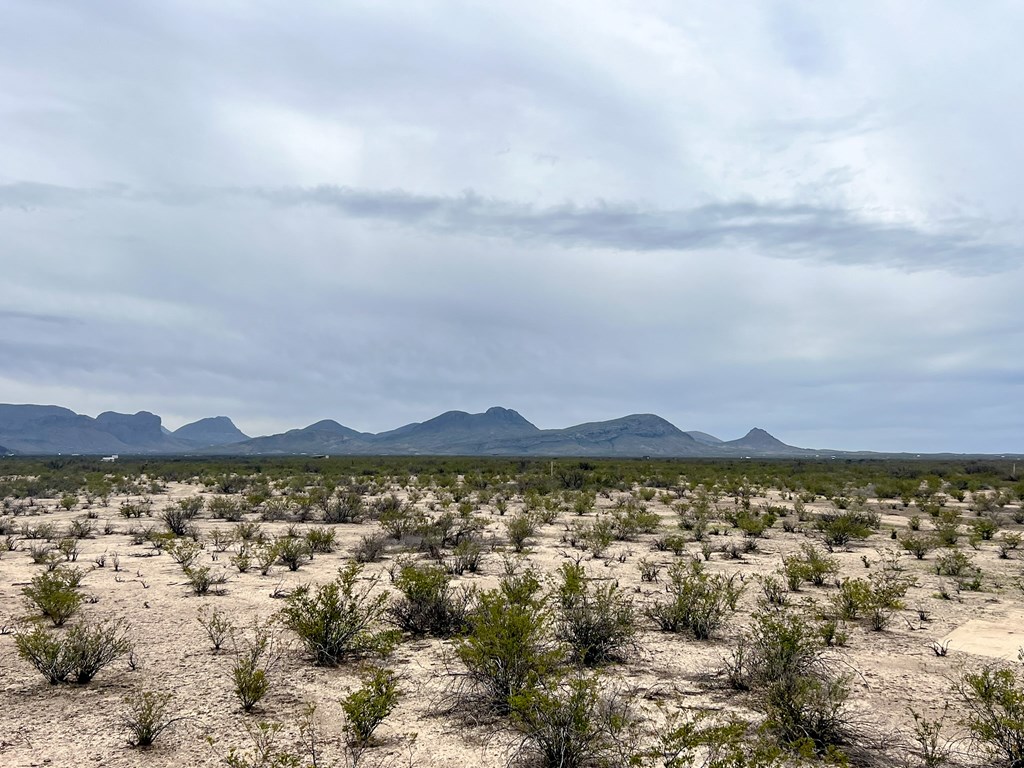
<box><xmin>372</xmin><ymin>407</ymin><xmax>539</xmax><ymax>452</ymax></box>
<box><xmin>494</xmin><ymin>414</ymin><xmax>712</xmax><ymax>457</ymax></box>
<box><xmin>174</xmin><ymin>416</ymin><xmax>249</xmax><ymax>446</ymax></box>
<box><xmin>724</xmin><ymin>427</ymin><xmax>801</xmax><ymax>453</ymax></box>
<box><xmin>0</xmin><ymin>405</ymin><xmax>189</xmax><ymax>454</ymax></box>
<box><xmin>221</xmin><ymin>419</ymin><xmax>371</xmax><ymax>455</ymax></box>
<box><xmin>686</xmin><ymin>430</ymin><xmax>724</xmax><ymax>445</ymax></box>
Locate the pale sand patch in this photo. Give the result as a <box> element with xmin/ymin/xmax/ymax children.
<box><xmin>942</xmin><ymin>611</ymin><xmax>1024</xmax><ymax>660</ymax></box>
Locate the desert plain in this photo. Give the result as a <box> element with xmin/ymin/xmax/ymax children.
<box><xmin>1</xmin><ymin>456</ymin><xmax>1022</xmax><ymax>768</ymax></box>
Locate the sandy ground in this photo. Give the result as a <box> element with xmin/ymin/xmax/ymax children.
<box><xmin>0</xmin><ymin>478</ymin><xmax>1022</xmax><ymax>767</ymax></box>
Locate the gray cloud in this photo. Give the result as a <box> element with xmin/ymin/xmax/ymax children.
<box><xmin>2</xmin><ymin>182</ymin><xmax>1016</xmax><ymax>275</ymax></box>
<box><xmin>1</xmin><ymin>2</ymin><xmax>1023</xmax><ymax>452</ymax></box>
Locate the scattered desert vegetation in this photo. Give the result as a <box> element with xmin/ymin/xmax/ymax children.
<box><xmin>1</xmin><ymin>455</ymin><xmax>1024</xmax><ymax>766</ymax></box>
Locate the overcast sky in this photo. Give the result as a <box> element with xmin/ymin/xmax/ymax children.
<box><xmin>2</xmin><ymin>1</ymin><xmax>1022</xmax><ymax>452</ymax></box>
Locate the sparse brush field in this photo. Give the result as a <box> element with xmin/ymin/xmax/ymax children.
<box><xmin>2</xmin><ymin>456</ymin><xmax>1024</xmax><ymax>767</ymax></box>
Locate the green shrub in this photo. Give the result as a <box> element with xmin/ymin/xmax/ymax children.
<box><xmin>509</xmin><ymin>673</ymin><xmax>639</xmax><ymax>768</ymax></box>
<box><xmin>122</xmin><ymin>688</ymin><xmax>180</xmax><ymax>747</ymax></box>
<box><xmin>184</xmin><ymin>564</ymin><xmax>228</xmax><ymax>596</ymax></box>
<box><xmin>554</xmin><ymin>563</ymin><xmax>638</xmax><ymax>666</ymax></box>
<box><xmin>378</xmin><ymin>500</ymin><xmax>421</xmax><ymax>539</ymax></box>
<box><xmin>998</xmin><ymin>532</ymin><xmax>1022</xmax><ymax>559</ymax></box>
<box><xmin>167</xmin><ymin>537</ymin><xmax>204</xmax><ymax>569</ymax></box>
<box><xmin>353</xmin><ymin>533</ymin><xmax>387</xmax><ymax>563</ymax></box>
<box><xmin>280</xmin><ymin>563</ymin><xmax>392</xmax><ymax>666</ymax></box>
<box><xmin>735</xmin><ymin>511</ymin><xmax>775</xmax><ymax>538</ymax></box>
<box><xmin>22</xmin><ymin>568</ymin><xmax>84</xmax><ymax>626</ymax></box>
<box><xmin>637</xmin><ymin>558</ymin><xmax>661</xmax><ymax>583</ymax></box>
<box><xmin>231</xmin><ymin>620</ymin><xmax>281</xmax><ymax>712</ymax></box>
<box><xmin>955</xmin><ymin>659</ymin><xmax>1024</xmax><ymax>767</ymax></box>
<box><xmin>610</xmin><ymin>499</ymin><xmax>661</xmax><ymax>539</ymax></box>
<box><xmin>304</xmin><ymin>526</ymin><xmax>336</xmax><ymax>553</ymax></box>
<box><xmin>646</xmin><ymin>559</ymin><xmax>742</xmax><ymax>640</ymax></box>
<box><xmin>255</xmin><ymin>541</ymin><xmax>279</xmax><ymax>575</ymax></box>
<box><xmin>341</xmin><ymin>666</ymin><xmax>400</xmax><ymax>746</ymax></box>
<box><xmin>652</xmin><ymin>709</ymin><xmax>782</xmax><ymax>768</ymax></box>
<box><xmin>581</xmin><ymin>517</ymin><xmax>616</xmax><ymax>558</ymax></box>
<box><xmin>830</xmin><ymin>578</ymin><xmax>872</xmax><ymax>621</ymax></box>
<box><xmin>67</xmin><ymin>518</ymin><xmax>94</xmax><ymax>539</ymax></box>
<box><xmin>234</xmin><ymin>521</ymin><xmax>265</xmax><ymax>543</ymax></box>
<box><xmin>814</xmin><ymin>510</ymin><xmax>879</xmax><ymax>549</ymax></box>
<box><xmin>161</xmin><ymin>499</ymin><xmax>201</xmax><ymax>536</ymax></box>
<box><xmin>935</xmin><ymin>549</ymin><xmax>978</xmax><ymax>579</ymax></box>
<box><xmin>900</xmin><ymin>534</ymin><xmax>934</xmax><ymax>560</ymax></box>
<box><xmin>727</xmin><ymin>608</ymin><xmax>851</xmax><ymax>755</ymax></box>
<box><xmin>454</xmin><ymin>571</ymin><xmax>562</xmax><ymax>715</ymax></box>
<box><xmin>56</xmin><ymin>537</ymin><xmax>81</xmax><ymax>562</ymax></box>
<box><xmin>933</xmin><ymin>510</ymin><xmax>962</xmax><ymax>547</ymax></box>
<box><xmin>14</xmin><ymin>623</ymin><xmax>73</xmax><ymax>683</ymax></box>
<box><xmin>197</xmin><ymin>606</ymin><xmax>234</xmax><ymax>651</ymax></box>
<box><xmin>16</xmin><ymin>617</ymin><xmax>133</xmax><ymax>684</ymax></box>
<box><xmin>274</xmin><ymin>536</ymin><xmax>310</xmax><ymax>571</ymax></box>
<box><xmin>208</xmin><ymin>496</ymin><xmax>244</xmax><ymax>522</ymax></box>
<box><xmin>506</xmin><ymin>513</ymin><xmax>537</xmax><ymax>552</ymax></box>
<box><xmin>66</xmin><ymin>617</ymin><xmax>134</xmax><ymax>683</ymax></box>
<box><xmin>971</xmin><ymin>515</ymin><xmax>1001</xmax><ymax>541</ymax></box>
<box><xmin>389</xmin><ymin>562</ymin><xmax>472</xmax><ymax>638</ymax></box>
<box><xmin>782</xmin><ymin>543</ymin><xmax>839</xmax><ymax>589</ymax></box>
<box><xmin>447</xmin><ymin>537</ymin><xmax>484</xmax><ymax>575</ymax></box>
<box><xmin>325</xmin><ymin>492</ymin><xmax>365</xmax><ymax>524</ymax></box>
<box><xmin>755</xmin><ymin>574</ymin><xmax>788</xmax><ymax>607</ymax></box>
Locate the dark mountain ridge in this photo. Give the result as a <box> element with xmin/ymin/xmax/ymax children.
<box><xmin>0</xmin><ymin>402</ymin><xmax>895</xmax><ymax>457</ymax></box>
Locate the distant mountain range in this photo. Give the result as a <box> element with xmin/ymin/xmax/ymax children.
<box><xmin>0</xmin><ymin>403</ymin><xmax>820</xmax><ymax>457</ymax></box>
<box><xmin>0</xmin><ymin>402</ymin><xmax>1003</xmax><ymax>458</ymax></box>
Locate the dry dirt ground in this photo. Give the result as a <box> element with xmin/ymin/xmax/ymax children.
<box><xmin>1</xmin><ymin>479</ymin><xmax>1022</xmax><ymax>767</ymax></box>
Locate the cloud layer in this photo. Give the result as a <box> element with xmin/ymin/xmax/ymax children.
<box><xmin>2</xmin><ymin>1</ymin><xmax>1022</xmax><ymax>452</ymax></box>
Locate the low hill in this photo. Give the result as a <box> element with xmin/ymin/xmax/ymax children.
<box><xmin>174</xmin><ymin>416</ymin><xmax>249</xmax><ymax>446</ymax></box>
<box><xmin>224</xmin><ymin>419</ymin><xmax>372</xmax><ymax>455</ymax></box>
<box><xmin>724</xmin><ymin>427</ymin><xmax>802</xmax><ymax>453</ymax></box>
<box><xmin>372</xmin><ymin>407</ymin><xmax>539</xmax><ymax>453</ymax></box>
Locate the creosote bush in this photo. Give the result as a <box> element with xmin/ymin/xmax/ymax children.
<box><xmin>554</xmin><ymin>562</ymin><xmax>638</xmax><ymax>666</ymax></box>
<box><xmin>454</xmin><ymin>570</ymin><xmax>562</xmax><ymax>715</ymax></box>
<box><xmin>353</xmin><ymin>533</ymin><xmax>387</xmax><ymax>563</ymax></box>
<box><xmin>304</xmin><ymin>526</ymin><xmax>336</xmax><ymax>553</ymax></box>
<box><xmin>16</xmin><ymin>617</ymin><xmax>133</xmax><ymax>684</ymax></box>
<box><xmin>280</xmin><ymin>563</ymin><xmax>392</xmax><ymax>666</ymax></box>
<box><xmin>726</xmin><ymin>607</ymin><xmax>853</xmax><ymax>756</ymax></box>
<box><xmin>123</xmin><ymin>688</ymin><xmax>181</xmax><ymax>747</ymax></box>
<box><xmin>506</xmin><ymin>513</ymin><xmax>537</xmax><ymax>552</ymax></box>
<box><xmin>954</xmin><ymin>651</ymin><xmax>1024</xmax><ymax>767</ymax></box>
<box><xmin>184</xmin><ymin>564</ymin><xmax>229</xmax><ymax>596</ymax></box>
<box><xmin>22</xmin><ymin>567</ymin><xmax>84</xmax><ymax>626</ymax></box>
<box><xmin>388</xmin><ymin>562</ymin><xmax>472</xmax><ymax>638</ymax></box>
<box><xmin>652</xmin><ymin>709</ymin><xmax>783</xmax><ymax>768</ymax></box>
<box><xmin>814</xmin><ymin>509</ymin><xmax>879</xmax><ymax>550</ymax></box>
<box><xmin>646</xmin><ymin>559</ymin><xmax>742</xmax><ymax>640</ymax></box>
<box><xmin>231</xmin><ymin>619</ymin><xmax>281</xmax><ymax>712</ymax></box>
<box><xmin>340</xmin><ymin>665</ymin><xmax>401</xmax><ymax>746</ymax></box>
<box><xmin>274</xmin><ymin>536</ymin><xmax>311</xmax><ymax>571</ymax></box>
<box><xmin>509</xmin><ymin>672</ymin><xmax>640</xmax><ymax>768</ymax></box>
<box><xmin>197</xmin><ymin>605</ymin><xmax>234</xmax><ymax>650</ymax></box>
<box><xmin>781</xmin><ymin>543</ymin><xmax>840</xmax><ymax>590</ymax></box>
